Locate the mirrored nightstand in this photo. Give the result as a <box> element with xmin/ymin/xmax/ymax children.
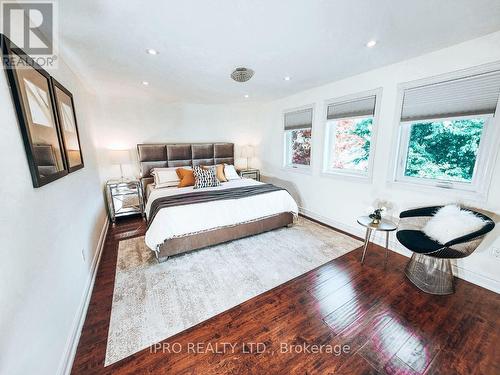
<box><xmin>237</xmin><ymin>168</ymin><xmax>260</xmax><ymax>181</ymax></box>
<box><xmin>105</xmin><ymin>179</ymin><xmax>144</xmax><ymax>222</ymax></box>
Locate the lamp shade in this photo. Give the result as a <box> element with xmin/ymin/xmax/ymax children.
<box><xmin>240</xmin><ymin>145</ymin><xmax>255</xmax><ymax>158</ymax></box>
<box><xmin>109</xmin><ymin>149</ymin><xmax>130</xmax><ymax>165</ymax></box>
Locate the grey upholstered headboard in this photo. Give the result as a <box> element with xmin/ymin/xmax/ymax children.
<box><xmin>137</xmin><ymin>143</ymin><xmax>234</xmax><ymax>197</ymax></box>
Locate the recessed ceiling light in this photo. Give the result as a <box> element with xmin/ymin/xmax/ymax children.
<box><xmin>244</xmin><ymin>94</ymin><xmax>249</xmax><ymax>98</ymax></box>
<box><xmin>366</xmin><ymin>40</ymin><xmax>377</xmax><ymax>48</ymax></box>
<box><xmin>284</xmin><ymin>76</ymin><xmax>291</xmax><ymax>81</ymax></box>
<box><xmin>146</xmin><ymin>48</ymin><xmax>159</xmax><ymax>55</ymax></box>
<box><xmin>142</xmin><ymin>81</ymin><xmax>149</xmax><ymax>86</ymax></box>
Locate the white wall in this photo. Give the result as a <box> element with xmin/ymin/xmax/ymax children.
<box><xmin>88</xmin><ymin>96</ymin><xmax>261</xmax><ymax>180</ymax></box>
<box><xmin>0</xmin><ymin>59</ymin><xmax>106</xmax><ymax>374</ymax></box>
<box><xmin>257</xmin><ymin>31</ymin><xmax>500</xmax><ymax>292</ymax></box>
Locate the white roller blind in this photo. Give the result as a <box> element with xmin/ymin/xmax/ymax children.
<box><xmin>327</xmin><ymin>95</ymin><xmax>376</xmax><ymax>120</ymax></box>
<box><xmin>284</xmin><ymin>108</ymin><xmax>313</xmax><ymax>130</ymax></box>
<box><xmin>401</xmin><ymin>70</ymin><xmax>500</xmax><ymax>122</ymax></box>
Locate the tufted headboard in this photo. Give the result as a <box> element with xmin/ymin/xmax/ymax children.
<box><xmin>137</xmin><ymin>142</ymin><xmax>234</xmax><ymax>197</ymax></box>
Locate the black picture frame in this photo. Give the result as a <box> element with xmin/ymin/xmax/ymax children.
<box><xmin>51</xmin><ymin>78</ymin><xmax>84</xmax><ymax>173</ymax></box>
<box><xmin>1</xmin><ymin>34</ymin><xmax>71</xmax><ymax>187</ymax></box>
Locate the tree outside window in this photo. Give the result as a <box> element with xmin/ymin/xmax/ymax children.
<box><xmin>289</xmin><ymin>128</ymin><xmax>312</xmax><ymax>165</ymax></box>
<box><xmin>404</xmin><ymin>118</ymin><xmax>484</xmax><ymax>183</ymax></box>
<box><xmin>325</xmin><ymin>117</ymin><xmax>373</xmax><ymax>175</ymax></box>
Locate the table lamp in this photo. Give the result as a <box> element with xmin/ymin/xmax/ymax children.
<box><xmin>109</xmin><ymin>149</ymin><xmax>130</xmax><ymax>180</ymax></box>
<box><xmin>240</xmin><ymin>145</ymin><xmax>254</xmax><ymax>170</ymax></box>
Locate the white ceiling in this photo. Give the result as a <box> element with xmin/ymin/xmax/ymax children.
<box><xmin>59</xmin><ymin>0</ymin><xmax>500</xmax><ymax>103</ymax></box>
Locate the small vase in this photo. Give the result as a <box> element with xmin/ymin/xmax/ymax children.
<box><xmin>371</xmin><ymin>218</ymin><xmax>380</xmax><ymax>225</ymax></box>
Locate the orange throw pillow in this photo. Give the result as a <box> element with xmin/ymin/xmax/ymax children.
<box><xmin>176</xmin><ymin>168</ymin><xmax>195</xmax><ymax>187</ymax></box>
<box><xmin>215</xmin><ymin>164</ymin><xmax>228</xmax><ymax>182</ymax></box>
<box><xmin>202</xmin><ymin>164</ymin><xmax>227</xmax><ymax>182</ymax></box>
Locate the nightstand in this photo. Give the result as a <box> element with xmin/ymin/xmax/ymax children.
<box><xmin>105</xmin><ymin>179</ymin><xmax>144</xmax><ymax>222</ymax></box>
<box><xmin>237</xmin><ymin>168</ymin><xmax>260</xmax><ymax>181</ymax></box>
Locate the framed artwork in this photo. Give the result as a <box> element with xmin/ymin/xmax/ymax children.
<box><xmin>51</xmin><ymin>78</ymin><xmax>84</xmax><ymax>173</ymax></box>
<box><xmin>1</xmin><ymin>35</ymin><xmax>68</xmax><ymax>187</ymax></box>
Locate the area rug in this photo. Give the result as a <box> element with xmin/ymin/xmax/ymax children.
<box><xmin>105</xmin><ymin>217</ymin><xmax>362</xmax><ymax>365</ymax></box>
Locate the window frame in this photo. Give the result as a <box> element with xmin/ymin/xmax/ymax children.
<box><xmin>282</xmin><ymin>104</ymin><xmax>315</xmax><ymax>173</ymax></box>
<box><xmin>321</xmin><ymin>88</ymin><xmax>382</xmax><ymax>181</ymax></box>
<box><xmin>394</xmin><ymin>114</ymin><xmax>493</xmax><ymax>192</ymax></box>
<box><xmin>389</xmin><ymin>62</ymin><xmax>500</xmax><ymax>200</ymax></box>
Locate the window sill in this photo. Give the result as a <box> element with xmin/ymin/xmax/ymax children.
<box><xmin>281</xmin><ymin>166</ymin><xmax>313</xmax><ymax>175</ymax></box>
<box><xmin>388</xmin><ymin>179</ymin><xmax>488</xmax><ymax>203</ymax></box>
<box><xmin>321</xmin><ymin>170</ymin><xmax>372</xmax><ymax>183</ymax></box>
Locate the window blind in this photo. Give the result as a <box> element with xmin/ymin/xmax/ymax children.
<box><xmin>401</xmin><ymin>70</ymin><xmax>500</xmax><ymax>122</ymax></box>
<box><xmin>327</xmin><ymin>95</ymin><xmax>376</xmax><ymax>120</ymax></box>
<box><xmin>284</xmin><ymin>108</ymin><xmax>313</xmax><ymax>130</ymax></box>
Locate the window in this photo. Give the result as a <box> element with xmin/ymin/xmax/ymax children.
<box><xmin>394</xmin><ymin>68</ymin><xmax>500</xmax><ymax>194</ymax></box>
<box><xmin>284</xmin><ymin>107</ymin><xmax>313</xmax><ymax>168</ymax></box>
<box><xmin>324</xmin><ymin>94</ymin><xmax>378</xmax><ymax>177</ymax></box>
<box><xmin>403</xmin><ymin>118</ymin><xmax>485</xmax><ymax>183</ymax></box>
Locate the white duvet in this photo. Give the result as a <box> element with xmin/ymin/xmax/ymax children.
<box><xmin>145</xmin><ymin>178</ymin><xmax>298</xmax><ymax>250</ymax></box>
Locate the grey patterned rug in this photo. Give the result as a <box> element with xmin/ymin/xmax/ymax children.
<box><xmin>105</xmin><ymin>217</ymin><xmax>362</xmax><ymax>365</ymax></box>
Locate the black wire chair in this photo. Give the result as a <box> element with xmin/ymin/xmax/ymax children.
<box><xmin>396</xmin><ymin>206</ymin><xmax>495</xmax><ymax>295</ymax></box>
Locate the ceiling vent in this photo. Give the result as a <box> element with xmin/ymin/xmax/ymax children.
<box><xmin>231</xmin><ymin>67</ymin><xmax>254</xmax><ymax>82</ymax></box>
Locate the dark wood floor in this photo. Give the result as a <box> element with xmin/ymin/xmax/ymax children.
<box><xmin>72</xmin><ymin>216</ymin><xmax>500</xmax><ymax>375</ymax></box>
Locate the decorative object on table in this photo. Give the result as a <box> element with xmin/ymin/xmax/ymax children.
<box><xmin>51</xmin><ymin>78</ymin><xmax>84</xmax><ymax>173</ymax></box>
<box><xmin>240</xmin><ymin>144</ymin><xmax>255</xmax><ymax>170</ymax></box>
<box><xmin>367</xmin><ymin>199</ymin><xmax>393</xmax><ymax>225</ymax></box>
<box><xmin>2</xmin><ymin>34</ymin><xmax>68</xmax><ymax>187</ymax></box>
<box><xmin>237</xmin><ymin>168</ymin><xmax>260</xmax><ymax>181</ymax></box>
<box><xmin>357</xmin><ymin>216</ymin><xmax>398</xmax><ymax>266</ymax></box>
<box><xmin>105</xmin><ymin>179</ymin><xmax>144</xmax><ymax>222</ymax></box>
<box><xmin>109</xmin><ymin>149</ymin><xmax>131</xmax><ymax>181</ymax></box>
<box><xmin>368</xmin><ymin>208</ymin><xmax>384</xmax><ymax>224</ymax></box>
<box><xmin>396</xmin><ymin>205</ymin><xmax>495</xmax><ymax>295</ymax></box>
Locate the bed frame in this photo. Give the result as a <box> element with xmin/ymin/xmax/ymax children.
<box><xmin>137</xmin><ymin>143</ymin><xmax>294</xmax><ymax>261</ymax></box>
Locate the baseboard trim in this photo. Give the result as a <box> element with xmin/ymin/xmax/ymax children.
<box><xmin>299</xmin><ymin>206</ymin><xmax>499</xmax><ymax>294</ymax></box>
<box><xmin>58</xmin><ymin>216</ymin><xmax>110</xmax><ymax>375</ymax></box>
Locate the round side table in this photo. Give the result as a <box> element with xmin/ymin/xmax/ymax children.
<box><xmin>357</xmin><ymin>216</ymin><xmax>398</xmax><ymax>265</ymax></box>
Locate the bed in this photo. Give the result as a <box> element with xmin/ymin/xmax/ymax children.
<box><xmin>138</xmin><ymin>143</ymin><xmax>298</xmax><ymax>261</ymax></box>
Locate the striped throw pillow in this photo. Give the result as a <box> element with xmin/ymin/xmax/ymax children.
<box><xmin>193</xmin><ymin>166</ymin><xmax>221</xmax><ymax>189</ymax></box>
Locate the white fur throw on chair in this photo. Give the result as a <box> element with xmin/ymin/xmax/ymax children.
<box><xmin>423</xmin><ymin>205</ymin><xmax>486</xmax><ymax>245</ymax></box>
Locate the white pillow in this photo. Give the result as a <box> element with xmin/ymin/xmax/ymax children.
<box><xmin>423</xmin><ymin>205</ymin><xmax>486</xmax><ymax>244</ymax></box>
<box><xmin>151</xmin><ymin>167</ymin><xmax>179</xmax><ymax>188</ymax></box>
<box><xmin>224</xmin><ymin>164</ymin><xmax>240</xmax><ymax>180</ymax></box>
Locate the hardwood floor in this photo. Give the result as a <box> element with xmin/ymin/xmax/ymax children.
<box><xmin>71</xmin><ymin>216</ymin><xmax>500</xmax><ymax>374</ymax></box>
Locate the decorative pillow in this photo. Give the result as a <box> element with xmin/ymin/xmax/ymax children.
<box><xmin>224</xmin><ymin>164</ymin><xmax>240</xmax><ymax>180</ymax></box>
<box><xmin>202</xmin><ymin>164</ymin><xmax>227</xmax><ymax>182</ymax></box>
<box><xmin>176</xmin><ymin>168</ymin><xmax>195</xmax><ymax>187</ymax></box>
<box><xmin>151</xmin><ymin>167</ymin><xmax>179</xmax><ymax>188</ymax></box>
<box><xmin>193</xmin><ymin>166</ymin><xmax>221</xmax><ymax>189</ymax></box>
<box><xmin>215</xmin><ymin>164</ymin><xmax>228</xmax><ymax>182</ymax></box>
<box><xmin>423</xmin><ymin>205</ymin><xmax>486</xmax><ymax>245</ymax></box>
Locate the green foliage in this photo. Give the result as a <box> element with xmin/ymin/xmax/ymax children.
<box><xmin>404</xmin><ymin>119</ymin><xmax>484</xmax><ymax>182</ymax></box>
<box><xmin>349</xmin><ymin>118</ymin><xmax>373</xmax><ymax>165</ymax></box>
